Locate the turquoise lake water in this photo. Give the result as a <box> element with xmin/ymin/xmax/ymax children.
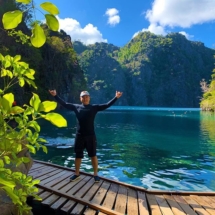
<box><xmin>33</xmin><ymin>107</ymin><xmax>215</xmax><ymax>191</ymax></box>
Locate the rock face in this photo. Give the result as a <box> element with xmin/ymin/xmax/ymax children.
<box><xmin>73</xmin><ymin>32</ymin><xmax>215</xmax><ymax>107</ymax></box>
<box><xmin>0</xmin><ymin>148</ymin><xmax>33</xmax><ymax>215</ymax></box>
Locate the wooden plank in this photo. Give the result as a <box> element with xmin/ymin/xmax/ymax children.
<box><xmin>82</xmin><ymin>207</ymin><xmax>97</xmax><ymax>215</ymax></box>
<box><xmin>82</xmin><ymin>179</ymin><xmax>104</xmax><ymax>201</ymax></box>
<box><xmin>28</xmin><ymin>165</ymin><xmax>51</xmax><ymax>174</ymax></box>
<box><xmin>36</xmin><ymin>168</ymin><xmax>64</xmax><ymax>182</ymax></box>
<box><xmin>127</xmin><ymin>188</ymin><xmax>138</xmax><ymax>215</ymax></box>
<box><xmin>57</xmin><ymin>174</ymin><xmax>87</xmax><ymax>192</ymax></box>
<box><xmin>51</xmin><ymin>174</ymin><xmax>76</xmax><ymax>190</ymax></box>
<box><xmin>29</xmin><ymin>165</ymin><xmax>54</xmax><ymax>175</ymax></box>
<box><xmin>30</xmin><ymin>166</ymin><xmax>57</xmax><ymax>178</ymax></box>
<box><xmin>201</xmin><ymin>196</ymin><xmax>215</xmax><ymax>208</ymax></box>
<box><xmin>29</xmin><ymin>163</ymin><xmax>45</xmax><ymax>171</ymax></box>
<box><xmin>33</xmin><ymin>160</ymin><xmax>149</xmax><ymax>193</ymax></box>
<box><xmin>182</xmin><ymin>195</ymin><xmax>210</xmax><ymax>215</ymax></box>
<box><xmin>138</xmin><ymin>191</ymin><xmax>149</xmax><ymax>215</ymax></box>
<box><xmin>76</xmin><ymin>180</ymin><xmax>104</xmax><ymax>215</ymax></box>
<box><xmin>68</xmin><ymin>177</ymin><xmax>95</xmax><ymax>214</ymax></box>
<box><xmin>39</xmin><ymin>191</ymin><xmax>52</xmax><ymax>201</ymax></box>
<box><xmin>172</xmin><ymin>195</ymin><xmax>197</xmax><ymax>215</ymax></box>
<box><xmin>66</xmin><ymin>176</ymin><xmax>91</xmax><ymax>196</ymax></box>
<box><xmin>42</xmin><ymin>193</ymin><xmax>59</xmax><ymax>206</ymax></box>
<box><xmin>163</xmin><ymin>194</ymin><xmax>186</xmax><ymax>215</ymax></box>
<box><xmin>60</xmin><ymin>199</ymin><xmax>76</xmax><ymax>213</ymax></box>
<box><xmin>155</xmin><ymin>195</ymin><xmax>174</xmax><ymax>215</ymax></box>
<box><xmin>70</xmin><ymin>203</ymin><xmax>85</xmax><ymax>214</ymax></box>
<box><xmin>38</xmin><ymin>180</ymin><xmax>121</xmax><ymax>215</ymax></box>
<box><xmin>90</xmin><ymin>181</ymin><xmax>111</xmax><ymax>205</ymax></box>
<box><xmin>50</xmin><ymin>197</ymin><xmax>67</xmax><ymax>210</ymax></box>
<box><xmin>102</xmin><ymin>183</ymin><xmax>119</xmax><ymax>210</ymax></box>
<box><xmin>36</xmin><ymin>188</ymin><xmax>44</xmax><ymax>195</ymax></box>
<box><xmin>146</xmin><ymin>193</ymin><xmax>162</xmax><ymax>215</ymax></box>
<box><xmin>114</xmin><ymin>185</ymin><xmax>127</xmax><ymax>214</ymax></box>
<box><xmin>206</xmin><ymin>196</ymin><xmax>215</xmax><ymax>204</ymax></box>
<box><xmin>42</xmin><ymin>171</ymin><xmax>72</xmax><ymax>187</ymax></box>
<box><xmin>190</xmin><ymin>195</ymin><xmax>215</xmax><ymax>215</ymax></box>
<box><xmin>74</xmin><ymin>177</ymin><xmax>95</xmax><ymax>198</ymax></box>
<box><xmin>39</xmin><ymin>169</ymin><xmax>66</xmax><ymax>185</ymax></box>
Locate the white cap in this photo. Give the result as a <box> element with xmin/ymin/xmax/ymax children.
<box><xmin>80</xmin><ymin>91</ymin><xmax>90</xmax><ymax>97</ymax></box>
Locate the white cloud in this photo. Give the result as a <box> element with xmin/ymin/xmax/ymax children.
<box><xmin>179</xmin><ymin>31</ymin><xmax>194</xmax><ymax>40</ymax></box>
<box><xmin>133</xmin><ymin>23</ymin><xmax>166</xmax><ymax>38</ymax></box>
<box><xmin>105</xmin><ymin>8</ymin><xmax>120</xmax><ymax>26</ymax></box>
<box><xmin>57</xmin><ymin>16</ymin><xmax>107</xmax><ymax>45</ymax></box>
<box><xmin>136</xmin><ymin>0</ymin><xmax>215</xmax><ymax>37</ymax></box>
<box><xmin>146</xmin><ymin>0</ymin><xmax>215</xmax><ymax>28</ymax></box>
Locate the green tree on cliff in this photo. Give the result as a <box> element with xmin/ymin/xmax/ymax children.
<box><xmin>200</xmin><ymin>69</ymin><xmax>215</xmax><ymax>111</ymax></box>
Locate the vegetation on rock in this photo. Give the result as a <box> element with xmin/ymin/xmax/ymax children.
<box><xmin>74</xmin><ymin>32</ymin><xmax>215</xmax><ymax>107</ymax></box>
<box><xmin>200</xmin><ymin>69</ymin><xmax>215</xmax><ymax>111</ymax></box>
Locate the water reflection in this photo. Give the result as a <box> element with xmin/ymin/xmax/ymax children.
<box><xmin>200</xmin><ymin>112</ymin><xmax>215</xmax><ymax>145</ymax></box>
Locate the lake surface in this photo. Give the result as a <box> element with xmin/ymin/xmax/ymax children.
<box><xmin>33</xmin><ymin>107</ymin><xmax>215</xmax><ymax>191</ymax></box>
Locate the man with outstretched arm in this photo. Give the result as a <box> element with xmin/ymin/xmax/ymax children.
<box><xmin>49</xmin><ymin>90</ymin><xmax>123</xmax><ymax>182</ymax></box>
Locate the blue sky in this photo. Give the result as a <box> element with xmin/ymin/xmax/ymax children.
<box><xmin>34</xmin><ymin>0</ymin><xmax>215</xmax><ymax>48</ymax></box>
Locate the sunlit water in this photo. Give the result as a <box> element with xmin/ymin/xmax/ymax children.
<box><xmin>33</xmin><ymin>107</ymin><xmax>215</xmax><ymax>191</ymax></box>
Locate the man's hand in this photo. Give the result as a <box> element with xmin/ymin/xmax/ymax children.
<box><xmin>49</xmin><ymin>89</ymin><xmax>57</xmax><ymax>96</ymax></box>
<box><xmin>116</xmin><ymin>91</ymin><xmax>123</xmax><ymax>98</ymax></box>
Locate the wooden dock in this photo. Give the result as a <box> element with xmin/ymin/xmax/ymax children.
<box><xmin>28</xmin><ymin>160</ymin><xmax>215</xmax><ymax>215</ymax></box>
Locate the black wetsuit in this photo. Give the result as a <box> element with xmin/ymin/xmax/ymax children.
<box><xmin>54</xmin><ymin>95</ymin><xmax>118</xmax><ymax>157</ymax></box>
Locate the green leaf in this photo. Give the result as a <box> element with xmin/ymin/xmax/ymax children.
<box><xmin>16</xmin><ymin>0</ymin><xmax>31</xmax><ymax>4</ymax></box>
<box><xmin>13</xmin><ymin>172</ymin><xmax>22</xmax><ymax>178</ymax></box>
<box><xmin>29</xmin><ymin>93</ymin><xmax>41</xmax><ymax>111</ymax></box>
<box><xmin>41</xmin><ymin>145</ymin><xmax>48</xmax><ymax>154</ymax></box>
<box><xmin>30</xmin><ymin>23</ymin><xmax>46</xmax><ymax>48</ymax></box>
<box><xmin>32</xmin><ymin>179</ymin><xmax>40</xmax><ymax>185</ymax></box>
<box><xmin>3</xmin><ymin>93</ymin><xmax>14</xmax><ymax>108</ymax></box>
<box><xmin>4</xmin><ymin>60</ymin><xmax>11</xmax><ymax>68</ymax></box>
<box><xmin>2</xmin><ymin>10</ymin><xmax>23</xmax><ymax>29</ymax></box>
<box><xmin>0</xmin><ymin>159</ymin><xmax>4</xmax><ymax>168</ymax></box>
<box><xmin>38</xmin><ymin>101</ymin><xmax>57</xmax><ymax>112</ymax></box>
<box><xmin>26</xmin><ymin>144</ymin><xmax>36</xmax><ymax>154</ymax></box>
<box><xmin>0</xmin><ymin>53</ymin><xmax>4</xmax><ymax>61</ymax></box>
<box><xmin>24</xmin><ymin>74</ymin><xmax>34</xmax><ymax>80</ymax></box>
<box><xmin>40</xmin><ymin>2</ymin><xmax>59</xmax><ymax>15</ymax></box>
<box><xmin>24</xmin><ymin>106</ymin><xmax>33</xmax><ymax>115</ymax></box>
<box><xmin>44</xmin><ymin>113</ymin><xmax>67</xmax><ymax>127</ymax></box>
<box><xmin>19</xmin><ymin>77</ymin><xmax>25</xmax><ymax>87</ymax></box>
<box><xmin>4</xmin><ymin>156</ymin><xmax>10</xmax><ymax>164</ymax></box>
<box><xmin>21</xmin><ymin>157</ymin><xmax>30</xmax><ymax>163</ymax></box>
<box><xmin>13</xmin><ymin>55</ymin><xmax>21</xmax><ymax>62</ymax></box>
<box><xmin>38</xmin><ymin>138</ymin><xmax>47</xmax><ymax>143</ymax></box>
<box><xmin>11</xmin><ymin>106</ymin><xmax>24</xmax><ymax>115</ymax></box>
<box><xmin>24</xmin><ymin>69</ymin><xmax>35</xmax><ymax>79</ymax></box>
<box><xmin>25</xmin><ymin>79</ymin><xmax>37</xmax><ymax>89</ymax></box>
<box><xmin>28</xmin><ymin>121</ymin><xmax>40</xmax><ymax>132</ymax></box>
<box><xmin>45</xmin><ymin>14</ymin><xmax>59</xmax><ymax>31</ymax></box>
<box><xmin>18</xmin><ymin>61</ymin><xmax>29</xmax><ymax>69</ymax></box>
<box><xmin>0</xmin><ymin>96</ymin><xmax>10</xmax><ymax>111</ymax></box>
<box><xmin>0</xmin><ymin>179</ymin><xmax>16</xmax><ymax>188</ymax></box>
<box><xmin>3</xmin><ymin>186</ymin><xmax>22</xmax><ymax>205</ymax></box>
<box><xmin>1</xmin><ymin>69</ymin><xmax>12</xmax><ymax>78</ymax></box>
<box><xmin>29</xmin><ymin>69</ymin><xmax>35</xmax><ymax>75</ymax></box>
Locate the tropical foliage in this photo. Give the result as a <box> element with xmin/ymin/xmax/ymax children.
<box><xmin>0</xmin><ymin>0</ymin><xmax>86</xmax><ymax>104</ymax></box>
<box><xmin>2</xmin><ymin>0</ymin><xmax>60</xmax><ymax>47</ymax></box>
<box><xmin>200</xmin><ymin>69</ymin><xmax>215</xmax><ymax>111</ymax></box>
<box><xmin>0</xmin><ymin>0</ymin><xmax>68</xmax><ymax>214</ymax></box>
